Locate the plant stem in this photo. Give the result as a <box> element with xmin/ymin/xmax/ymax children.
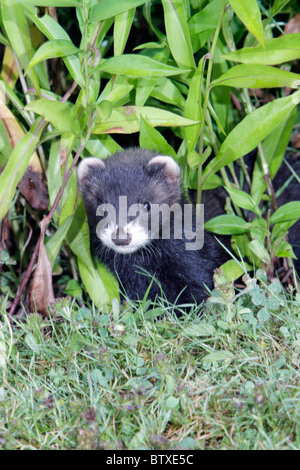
<box><xmin>242</xmin><ymin>87</ymin><xmax>277</xmax><ymax>207</ymax></box>
<box><xmin>197</xmin><ymin>0</ymin><xmax>226</xmax><ymax>205</ymax></box>
<box><xmin>8</xmin><ymin>140</ymin><xmax>87</xmax><ymax>318</ymax></box>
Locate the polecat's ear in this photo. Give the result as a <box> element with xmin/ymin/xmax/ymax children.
<box><xmin>146</xmin><ymin>155</ymin><xmax>181</xmax><ymax>185</ymax></box>
<box><xmin>77</xmin><ymin>157</ymin><xmax>106</xmax><ymax>188</ymax></box>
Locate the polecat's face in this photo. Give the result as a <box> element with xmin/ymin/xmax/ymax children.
<box><xmin>77</xmin><ymin>150</ymin><xmax>182</xmax><ymax>255</ymax></box>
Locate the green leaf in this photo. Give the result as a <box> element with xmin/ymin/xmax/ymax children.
<box><xmin>225</xmin><ymin>187</ymin><xmax>261</xmax><ymax>216</ymax></box>
<box><xmin>135</xmin><ymin>49</ymin><xmax>171</xmax><ymax>105</ymax></box>
<box><xmin>211</xmin><ymin>64</ymin><xmax>300</xmax><ymax>89</ymax></box>
<box><xmin>0</xmin><ymin>119</ymin><xmax>12</xmax><ymax>168</ymax></box>
<box><xmin>270</xmin><ymin>0</ymin><xmax>290</xmax><ymax>16</ymax></box>
<box><xmin>12</xmin><ymin>0</ymin><xmax>81</xmax><ymax>5</ymax></box>
<box><xmin>274</xmin><ymin>240</ymin><xmax>297</xmax><ymax>259</ymax></box>
<box><xmin>85</xmin><ymin>135</ymin><xmax>122</xmax><ymax>158</ymax></box>
<box><xmin>188</xmin><ymin>0</ymin><xmax>223</xmax><ymax>37</ymax></box>
<box><xmin>162</xmin><ymin>0</ymin><xmax>195</xmax><ymax>70</ymax></box>
<box><xmin>0</xmin><ymin>79</ymin><xmax>32</xmax><ymax>126</ymax></box>
<box><xmin>202</xmin><ymin>350</ymin><xmax>234</xmax><ymax>364</ymax></box>
<box><xmin>96</xmin><ymin>100</ymin><xmax>113</xmax><ymax>121</ymax></box>
<box><xmin>0</xmin><ymin>334</ymin><xmax>7</xmax><ymax>370</ymax></box>
<box><xmin>251</xmin><ymin>109</ymin><xmax>296</xmax><ymax>205</ymax></box>
<box><xmin>229</xmin><ymin>0</ymin><xmax>265</xmax><ymax>47</ymax></box>
<box><xmin>165</xmin><ymin>396</ymin><xmax>180</xmax><ymax>409</ymax></box>
<box><xmin>25</xmin><ymin>98</ymin><xmax>81</xmax><ymax>135</ymax></box>
<box><xmin>67</xmin><ymin>199</ymin><xmax>119</xmax><ymax>308</ymax></box>
<box><xmin>257</xmin><ymin>307</ymin><xmax>270</xmax><ymax>323</ymax></box>
<box><xmin>202</xmin><ymin>92</ymin><xmax>300</xmax><ymax>182</ymax></box>
<box><xmin>188</xmin><ymin>168</ymin><xmax>223</xmax><ymax>190</ymax></box>
<box><xmin>122</xmin><ymin>334</ymin><xmax>140</xmax><ymax>346</ymax></box>
<box><xmin>182</xmin><ymin>323</ymin><xmax>216</xmax><ymax>337</ymax></box>
<box><xmin>25</xmin><ymin>333</ymin><xmax>41</xmax><ymax>355</ymax></box>
<box><xmin>184</xmin><ymin>57</ymin><xmax>204</xmax><ymax>152</ymax></box>
<box><xmin>78</xmin><ymin>258</ymin><xmax>119</xmax><ymax>309</ymax></box>
<box><xmin>0</xmin><ymin>119</ymin><xmax>45</xmax><ymax>222</ymax></box>
<box><xmin>263</xmin><ymin>109</ymin><xmax>296</xmax><ymax>179</ymax></box>
<box><xmin>96</xmin><ymin>54</ymin><xmax>190</xmax><ymax>76</ymax></box>
<box><xmin>151</xmin><ymin>77</ymin><xmax>186</xmax><ymax>108</ymax></box>
<box><xmin>92</xmin><ymin>106</ymin><xmax>199</xmax><ymax>134</ymax></box>
<box><xmin>46</xmin><ymin>216</ymin><xmax>73</xmax><ymax>267</ymax></box>
<box><xmin>251</xmin><ymin>292</ymin><xmax>265</xmax><ymax>306</ymax></box>
<box><xmin>90</xmin><ymin>369</ymin><xmax>108</xmax><ymax>387</ymax></box>
<box><xmin>270</xmin><ymin>201</ymin><xmax>300</xmax><ymax>225</ymax></box>
<box><xmin>96</xmin><ymin>262</ymin><xmax>120</xmax><ymax>303</ymax></box>
<box><xmin>59</xmin><ymin>171</ymin><xmax>78</xmax><ymax>227</ymax></box>
<box><xmin>187</xmin><ymin>151</ymin><xmax>201</xmax><ymax>170</ymax></box>
<box><xmin>139</xmin><ymin>116</ymin><xmax>177</xmax><ymax>158</ymax></box>
<box><xmin>114</xmin><ymin>8</ymin><xmax>135</xmax><ymax>57</ymax></box>
<box><xmin>220</xmin><ymin>259</ymin><xmax>249</xmax><ymax>282</ymax></box>
<box><xmin>248</xmin><ymin>239</ymin><xmax>271</xmax><ymax>265</ymax></box>
<box><xmin>204</xmin><ymin>215</ymin><xmax>249</xmax><ymax>235</ymax></box>
<box><xmin>271</xmin><ymin>219</ymin><xmax>296</xmax><ymax>243</ymax></box>
<box><xmin>90</xmin><ymin>0</ymin><xmax>148</xmax><ymax>22</ymax></box>
<box><xmin>64</xmin><ymin>279</ymin><xmax>83</xmax><ymax>298</ymax></box>
<box><xmin>222</xmin><ymin>34</ymin><xmax>300</xmax><ymax>65</ymax></box>
<box><xmin>1</xmin><ymin>0</ymin><xmax>40</xmax><ymax>93</ymax></box>
<box><xmin>135</xmin><ymin>77</ymin><xmax>157</xmax><ymax>107</ymax></box>
<box><xmin>27</xmin><ymin>39</ymin><xmax>79</xmax><ymax>71</ymax></box>
<box><xmin>98</xmin><ymin>75</ymin><xmax>135</xmax><ymax>106</ymax></box>
<box><xmin>25</xmin><ymin>10</ymin><xmax>85</xmax><ymax>87</ymax></box>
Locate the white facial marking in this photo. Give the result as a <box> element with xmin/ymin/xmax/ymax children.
<box><xmin>99</xmin><ymin>220</ymin><xmax>149</xmax><ymax>255</ymax></box>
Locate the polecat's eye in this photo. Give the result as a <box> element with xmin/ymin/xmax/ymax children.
<box><xmin>143</xmin><ymin>202</ymin><xmax>151</xmax><ymax>212</ymax></box>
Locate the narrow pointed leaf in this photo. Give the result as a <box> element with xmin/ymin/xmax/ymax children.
<box><xmin>220</xmin><ymin>259</ymin><xmax>249</xmax><ymax>282</ymax></box>
<box><xmin>222</xmin><ymin>34</ymin><xmax>300</xmax><ymax>65</ymax></box>
<box><xmin>248</xmin><ymin>239</ymin><xmax>271</xmax><ymax>265</ymax></box>
<box><xmin>1</xmin><ymin>47</ymin><xmax>18</xmax><ymax>90</ymax></box>
<box><xmin>229</xmin><ymin>0</ymin><xmax>265</xmax><ymax>47</ymax></box>
<box><xmin>205</xmin><ymin>215</ymin><xmax>249</xmax><ymax>235</ymax></box>
<box><xmin>90</xmin><ymin>0</ymin><xmax>148</xmax><ymax>22</ymax></box>
<box><xmin>202</xmin><ymin>351</ymin><xmax>234</xmax><ymax>364</ymax></box>
<box><xmin>188</xmin><ymin>0</ymin><xmax>223</xmax><ymax>36</ymax></box>
<box><xmin>27</xmin><ymin>39</ymin><xmax>79</xmax><ymax>71</ymax></box>
<box><xmin>251</xmin><ymin>109</ymin><xmax>296</xmax><ymax>204</ymax></box>
<box><xmin>151</xmin><ymin>77</ymin><xmax>186</xmax><ymax>108</ymax></box>
<box><xmin>92</xmin><ymin>106</ymin><xmax>199</xmax><ymax>134</ymax></box>
<box><xmin>139</xmin><ymin>116</ymin><xmax>177</xmax><ymax>158</ymax></box>
<box><xmin>225</xmin><ymin>187</ymin><xmax>261</xmax><ymax>216</ymax></box>
<box><xmin>25</xmin><ymin>98</ymin><xmax>81</xmax><ymax>135</ymax></box>
<box><xmin>1</xmin><ymin>1</ymin><xmax>40</xmax><ymax>93</ymax></box>
<box><xmin>202</xmin><ymin>92</ymin><xmax>300</xmax><ymax>182</ymax></box>
<box><xmin>162</xmin><ymin>0</ymin><xmax>195</xmax><ymax>70</ymax></box>
<box><xmin>184</xmin><ymin>57</ymin><xmax>204</xmax><ymax>152</ymax></box>
<box><xmin>211</xmin><ymin>64</ymin><xmax>300</xmax><ymax>89</ymax></box>
<box><xmin>12</xmin><ymin>1</ymin><xmax>81</xmax><ymax>5</ymax></box>
<box><xmin>25</xmin><ymin>9</ymin><xmax>85</xmax><ymax>86</ymax></box>
<box><xmin>0</xmin><ymin>119</ymin><xmax>45</xmax><ymax>222</ymax></box>
<box><xmin>46</xmin><ymin>216</ymin><xmax>73</xmax><ymax>267</ymax></box>
<box><xmin>114</xmin><ymin>9</ymin><xmax>135</xmax><ymax>57</ymax></box>
<box><xmin>96</xmin><ymin>54</ymin><xmax>190</xmax><ymax>76</ymax></box>
<box><xmin>270</xmin><ymin>202</ymin><xmax>300</xmax><ymax>224</ymax></box>
<box><xmin>67</xmin><ymin>198</ymin><xmax>119</xmax><ymax>307</ymax></box>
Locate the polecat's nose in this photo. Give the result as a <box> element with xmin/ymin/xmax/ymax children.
<box><xmin>112</xmin><ymin>228</ymin><xmax>131</xmax><ymax>246</ymax></box>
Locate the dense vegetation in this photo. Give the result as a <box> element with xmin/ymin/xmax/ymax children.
<box><xmin>0</xmin><ymin>0</ymin><xmax>299</xmax><ymax>450</ymax></box>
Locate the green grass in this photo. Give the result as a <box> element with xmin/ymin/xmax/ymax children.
<box><xmin>0</xmin><ymin>277</ymin><xmax>300</xmax><ymax>450</ymax></box>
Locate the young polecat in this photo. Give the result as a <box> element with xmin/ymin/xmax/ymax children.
<box><xmin>78</xmin><ymin>148</ymin><xmax>228</xmax><ymax>306</ymax></box>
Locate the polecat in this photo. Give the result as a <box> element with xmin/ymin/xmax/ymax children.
<box><xmin>78</xmin><ymin>148</ymin><xmax>228</xmax><ymax>306</ymax></box>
